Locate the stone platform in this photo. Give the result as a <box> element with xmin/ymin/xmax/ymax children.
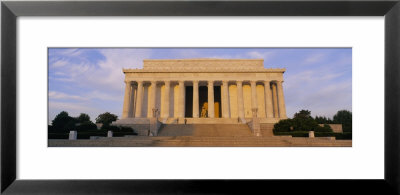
<box><xmin>53</xmin><ymin>123</ymin><xmax>351</xmax><ymax>147</ymax></box>
<box><xmin>113</xmin><ymin>117</ymin><xmax>281</xmax><ymax>125</ymax></box>
<box><xmin>113</xmin><ymin>118</ymin><xmax>278</xmax><ymax>136</ymax></box>
<box><xmin>49</xmin><ymin>136</ymin><xmax>352</xmax><ymax>147</ymax></box>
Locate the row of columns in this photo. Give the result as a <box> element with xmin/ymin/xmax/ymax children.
<box><xmin>122</xmin><ymin>80</ymin><xmax>287</xmax><ymax>119</ymax></box>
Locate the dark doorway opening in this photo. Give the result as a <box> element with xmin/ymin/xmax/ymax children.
<box><xmin>185</xmin><ymin>86</ymin><xmax>193</xmax><ymax>118</ymax></box>
<box><xmin>199</xmin><ymin>86</ymin><xmax>208</xmax><ymax>118</ymax></box>
<box><xmin>187</xmin><ymin>85</ymin><xmax>222</xmax><ymax>118</ymax></box>
<box><xmin>214</xmin><ymin>86</ymin><xmax>222</xmax><ymax>118</ymax></box>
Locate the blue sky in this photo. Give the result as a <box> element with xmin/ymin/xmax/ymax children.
<box><xmin>48</xmin><ymin>48</ymin><xmax>352</xmax><ymax>124</ymax></box>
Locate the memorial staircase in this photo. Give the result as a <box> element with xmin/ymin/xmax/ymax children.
<box><xmin>49</xmin><ymin>123</ymin><xmax>352</xmax><ymax>147</ymax></box>
<box><xmin>157</xmin><ymin>124</ymin><xmax>253</xmax><ymax>137</ymax></box>
<box><xmin>260</xmin><ymin>123</ymin><xmax>275</xmax><ymax>137</ymax></box>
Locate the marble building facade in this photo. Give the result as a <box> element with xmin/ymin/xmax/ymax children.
<box><xmin>115</xmin><ymin>59</ymin><xmax>287</xmax><ymax>129</ymax></box>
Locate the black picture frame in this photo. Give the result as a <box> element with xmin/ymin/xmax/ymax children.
<box><xmin>1</xmin><ymin>1</ymin><xmax>399</xmax><ymax>194</ymax></box>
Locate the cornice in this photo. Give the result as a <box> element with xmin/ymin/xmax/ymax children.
<box><xmin>123</xmin><ymin>68</ymin><xmax>286</xmax><ymax>73</ymax></box>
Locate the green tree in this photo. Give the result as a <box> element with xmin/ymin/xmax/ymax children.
<box><xmin>315</xmin><ymin>116</ymin><xmax>333</xmax><ymax>124</ymax></box>
<box><xmin>292</xmin><ymin>117</ymin><xmax>319</xmax><ymax>131</ymax></box>
<box><xmin>273</xmin><ymin>119</ymin><xmax>293</xmax><ymax>132</ymax></box>
<box><xmin>333</xmin><ymin>110</ymin><xmax>352</xmax><ymax>132</ymax></box>
<box><xmin>76</xmin><ymin>121</ymin><xmax>98</xmax><ymax>131</ymax></box>
<box><xmin>51</xmin><ymin>111</ymin><xmax>74</xmax><ymax>132</ymax></box>
<box><xmin>64</xmin><ymin>120</ymin><xmax>77</xmax><ymax>131</ymax></box>
<box><xmin>293</xmin><ymin>109</ymin><xmax>312</xmax><ymax>119</ymax></box>
<box><xmin>315</xmin><ymin>124</ymin><xmax>333</xmax><ymax>132</ymax></box>
<box><xmin>273</xmin><ymin>110</ymin><xmax>336</xmax><ymax>135</ymax></box>
<box><xmin>76</xmin><ymin>113</ymin><xmax>91</xmax><ymax>123</ymax></box>
<box><xmin>95</xmin><ymin>112</ymin><xmax>118</xmax><ymax>126</ymax></box>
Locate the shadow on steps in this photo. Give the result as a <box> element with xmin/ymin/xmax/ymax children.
<box><xmin>157</xmin><ymin>124</ymin><xmax>253</xmax><ymax>137</ymax></box>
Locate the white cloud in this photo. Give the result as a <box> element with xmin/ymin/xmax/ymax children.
<box><xmin>85</xmin><ymin>90</ymin><xmax>122</xmax><ymax>102</ymax></box>
<box><xmin>303</xmin><ymin>53</ymin><xmax>326</xmax><ymax>64</ymax></box>
<box><xmin>55</xmin><ymin>48</ymin><xmax>85</xmax><ymax>57</ymax></box>
<box><xmin>49</xmin><ymin>90</ymin><xmax>122</xmax><ymax>102</ymax></box>
<box><xmin>87</xmin><ymin>49</ymin><xmax>151</xmax><ymax>90</ymax></box>
<box><xmin>50</xmin><ymin>48</ymin><xmax>151</xmax><ymax>92</ymax></box>
<box><xmin>285</xmin><ymin>70</ymin><xmax>345</xmax><ymax>86</ymax></box>
<box><xmin>51</xmin><ymin>59</ymin><xmax>69</xmax><ymax>68</ymax></box>
<box><xmin>49</xmin><ymin>91</ymin><xmax>87</xmax><ymax>101</ymax></box>
<box><xmin>49</xmin><ymin>48</ymin><xmax>151</xmax><ymax>122</ymax></box>
<box><xmin>246</xmin><ymin>51</ymin><xmax>276</xmax><ymax>60</ymax></box>
<box><xmin>49</xmin><ymin>101</ymin><xmax>96</xmax><ymax>113</ymax></box>
<box><xmin>49</xmin><ymin>101</ymin><xmax>103</xmax><ymax>124</ymax></box>
<box><xmin>284</xmin><ymin>68</ymin><xmax>351</xmax><ymax>118</ymax></box>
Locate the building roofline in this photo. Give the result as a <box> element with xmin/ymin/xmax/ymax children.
<box><xmin>123</xmin><ymin>68</ymin><xmax>286</xmax><ymax>73</ymax></box>
<box><xmin>143</xmin><ymin>58</ymin><xmax>264</xmax><ymax>61</ymax></box>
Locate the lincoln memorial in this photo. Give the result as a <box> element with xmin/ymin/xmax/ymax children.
<box><xmin>114</xmin><ymin>58</ymin><xmax>287</xmax><ymax>136</ymax></box>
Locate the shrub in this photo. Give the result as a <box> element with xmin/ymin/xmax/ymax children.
<box><xmin>113</xmin><ymin>132</ymin><xmax>138</xmax><ymax>137</ymax></box>
<box><xmin>292</xmin><ymin>117</ymin><xmax>319</xmax><ymax>131</ymax></box>
<box><xmin>315</xmin><ymin>116</ymin><xmax>333</xmax><ymax>124</ymax></box>
<box><xmin>96</xmin><ymin>112</ymin><xmax>118</xmax><ymax>126</ymax></box>
<box><xmin>48</xmin><ymin>127</ymin><xmax>137</xmax><ymax>139</ymax></box>
<box><xmin>333</xmin><ymin>110</ymin><xmax>352</xmax><ymax>133</ymax></box>
<box><xmin>274</xmin><ymin>131</ymin><xmax>309</xmax><ymax>137</ymax></box>
<box><xmin>48</xmin><ymin>133</ymin><xmax>69</xmax><ymax>139</ymax></box>
<box><xmin>334</xmin><ymin>132</ymin><xmax>352</xmax><ymax>140</ymax></box>
<box><xmin>64</xmin><ymin>120</ymin><xmax>77</xmax><ymax>132</ymax></box>
<box><xmin>274</xmin><ymin>118</ymin><xmax>320</xmax><ymax>132</ymax></box>
<box><xmin>48</xmin><ymin>125</ymin><xmax>54</xmax><ymax>133</ymax></box>
<box><xmin>315</xmin><ymin>132</ymin><xmax>336</xmax><ymax>137</ymax></box>
<box><xmin>119</xmin><ymin>126</ymin><xmax>134</xmax><ymax>132</ymax></box>
<box><xmin>76</xmin><ymin>121</ymin><xmax>98</xmax><ymax>131</ymax></box>
<box><xmin>101</xmin><ymin>124</ymin><xmax>119</xmax><ymax>131</ymax></box>
<box><xmin>74</xmin><ymin>130</ymin><xmax>137</xmax><ymax>139</ymax></box>
<box><xmin>52</xmin><ymin>111</ymin><xmax>74</xmax><ymax>132</ymax></box>
<box><xmin>274</xmin><ymin>131</ymin><xmax>351</xmax><ymax>140</ymax></box>
<box><xmin>315</xmin><ymin>124</ymin><xmax>333</xmax><ymax>132</ymax></box>
<box><xmin>101</xmin><ymin>124</ymin><xmax>134</xmax><ymax>132</ymax></box>
<box><xmin>314</xmin><ymin>132</ymin><xmax>352</xmax><ymax>140</ymax></box>
<box><xmin>273</xmin><ymin>119</ymin><xmax>293</xmax><ymax>132</ymax></box>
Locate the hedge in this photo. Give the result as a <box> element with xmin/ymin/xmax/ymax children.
<box><xmin>101</xmin><ymin>124</ymin><xmax>134</xmax><ymax>132</ymax></box>
<box><xmin>274</xmin><ymin>131</ymin><xmax>309</xmax><ymax>137</ymax></box>
<box><xmin>48</xmin><ymin>133</ymin><xmax>69</xmax><ymax>139</ymax></box>
<box><xmin>113</xmin><ymin>132</ymin><xmax>138</xmax><ymax>137</ymax></box>
<box><xmin>315</xmin><ymin>124</ymin><xmax>333</xmax><ymax>132</ymax></box>
<box><xmin>48</xmin><ymin>131</ymin><xmax>138</xmax><ymax>139</ymax></box>
<box><xmin>77</xmin><ymin>132</ymin><xmax>107</xmax><ymax>139</ymax></box>
<box><xmin>76</xmin><ymin>122</ymin><xmax>98</xmax><ymax>131</ymax></box>
<box><xmin>274</xmin><ymin>131</ymin><xmax>352</xmax><ymax>140</ymax></box>
<box><xmin>273</xmin><ymin>118</ymin><xmax>333</xmax><ymax>133</ymax></box>
<box><xmin>334</xmin><ymin>132</ymin><xmax>352</xmax><ymax>140</ymax></box>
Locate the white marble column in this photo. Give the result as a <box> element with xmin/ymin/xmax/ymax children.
<box><xmin>150</xmin><ymin>81</ymin><xmax>157</xmax><ymax>117</ymax></box>
<box><xmin>271</xmin><ymin>82</ymin><xmax>279</xmax><ymax>118</ymax></box>
<box><xmin>264</xmin><ymin>81</ymin><xmax>274</xmax><ymax>118</ymax></box>
<box><xmin>277</xmin><ymin>81</ymin><xmax>287</xmax><ymax>118</ymax></box>
<box><xmin>222</xmin><ymin>81</ymin><xmax>230</xmax><ymax>118</ymax></box>
<box><xmin>178</xmin><ymin>81</ymin><xmax>185</xmax><ymax>118</ymax></box>
<box><xmin>122</xmin><ymin>81</ymin><xmax>132</xmax><ymax>119</ymax></box>
<box><xmin>250</xmin><ymin>81</ymin><xmax>258</xmax><ymax>112</ymax></box>
<box><xmin>208</xmin><ymin>81</ymin><xmax>215</xmax><ymax>118</ymax></box>
<box><xmin>135</xmin><ymin>81</ymin><xmax>143</xmax><ymax>117</ymax></box>
<box><xmin>237</xmin><ymin>81</ymin><xmax>245</xmax><ymax>119</ymax></box>
<box><xmin>128</xmin><ymin>84</ymin><xmax>136</xmax><ymax>118</ymax></box>
<box><xmin>162</xmin><ymin>81</ymin><xmax>170</xmax><ymax>118</ymax></box>
<box><xmin>193</xmin><ymin>80</ymin><xmax>199</xmax><ymax>118</ymax></box>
